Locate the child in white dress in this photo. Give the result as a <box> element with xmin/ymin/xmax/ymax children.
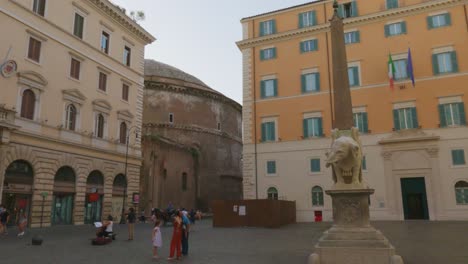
<box><xmin>152</xmin><ymin>220</ymin><xmax>162</xmax><ymax>259</ymax></box>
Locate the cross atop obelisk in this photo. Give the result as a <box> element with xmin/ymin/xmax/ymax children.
<box><xmin>330</xmin><ymin>0</ymin><xmax>354</xmax><ymax>130</ymax></box>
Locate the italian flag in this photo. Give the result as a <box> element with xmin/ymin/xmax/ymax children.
<box><xmin>388</xmin><ymin>53</ymin><xmax>396</xmax><ymax>91</ymax></box>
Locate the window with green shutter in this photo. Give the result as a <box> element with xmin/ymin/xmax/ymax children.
<box><xmin>348</xmin><ymin>66</ymin><xmax>360</xmax><ymax>87</ymax></box>
<box><xmin>260</xmin><ymin>48</ymin><xmax>276</xmax><ymax>61</ymax></box>
<box><xmin>455</xmin><ymin>181</ymin><xmax>468</xmax><ymax>205</ymax></box>
<box><xmin>394</xmin><ymin>107</ymin><xmax>418</xmax><ymax>130</ymax></box>
<box><xmin>353</xmin><ymin>112</ymin><xmax>368</xmax><ymax>133</ymax></box>
<box><xmin>439</xmin><ymin>103</ymin><xmax>466</xmax><ymax>127</ymax></box>
<box><xmin>312</xmin><ymin>186</ymin><xmax>324</xmax><ymax>206</ymax></box>
<box><xmin>260</xmin><ymin>20</ymin><xmax>276</xmax><ymax>36</ymax></box>
<box><xmin>386</xmin><ymin>0</ymin><xmax>399</xmax><ymax>9</ymax></box>
<box><xmin>310</xmin><ymin>159</ymin><xmax>321</xmax><ymax>173</ymax></box>
<box><xmin>301</xmin><ymin>73</ymin><xmax>320</xmax><ymax>93</ymax></box>
<box><xmin>267</xmin><ymin>187</ymin><xmax>279</xmax><ymax>200</ymax></box>
<box><xmin>261</xmin><ymin>121</ymin><xmax>276</xmax><ymax>142</ymax></box>
<box><xmin>433</xmin><ymin>51</ymin><xmax>458</xmax><ymax>75</ymax></box>
<box><xmin>299</xmin><ymin>11</ymin><xmax>317</xmax><ymax>28</ymax></box>
<box><xmin>385</xmin><ymin>21</ymin><xmax>407</xmax><ymax>37</ymax></box>
<box><xmin>394</xmin><ymin>59</ymin><xmax>408</xmax><ymax>80</ymax></box>
<box><xmin>73</xmin><ymin>13</ymin><xmax>84</xmax><ymax>39</ymax></box>
<box><xmin>338</xmin><ymin>1</ymin><xmax>358</xmax><ymax>18</ymax></box>
<box><xmin>300</xmin><ymin>39</ymin><xmax>318</xmax><ymax>53</ymax></box>
<box><xmin>344</xmin><ymin>31</ymin><xmax>360</xmax><ymax>44</ymax></box>
<box><xmin>428</xmin><ymin>13</ymin><xmax>451</xmax><ymax>29</ymax></box>
<box><xmin>260</xmin><ymin>79</ymin><xmax>278</xmax><ymax>98</ymax></box>
<box><xmin>452</xmin><ymin>149</ymin><xmax>466</xmax><ymax>165</ymax></box>
<box><xmin>303</xmin><ymin>117</ymin><xmax>323</xmax><ymax>138</ymax></box>
<box><xmin>266</xmin><ymin>161</ymin><xmax>277</xmax><ymax>174</ymax></box>
<box><xmin>362</xmin><ymin>156</ymin><xmax>367</xmax><ymax>170</ymax></box>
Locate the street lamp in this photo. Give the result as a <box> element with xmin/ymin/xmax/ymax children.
<box><xmin>120</xmin><ymin>125</ymin><xmax>140</xmax><ymax>224</ymax></box>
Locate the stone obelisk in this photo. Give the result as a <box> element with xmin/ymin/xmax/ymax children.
<box><xmin>308</xmin><ymin>2</ymin><xmax>404</xmax><ymax>264</ymax></box>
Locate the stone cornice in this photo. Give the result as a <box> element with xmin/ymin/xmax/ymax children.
<box><xmin>236</xmin><ymin>0</ymin><xmax>465</xmax><ymax>49</ymax></box>
<box><xmin>143</xmin><ymin>123</ymin><xmax>242</xmax><ymax>144</ymax></box>
<box><xmin>86</xmin><ymin>0</ymin><xmax>156</xmax><ymax>44</ymax></box>
<box><xmin>144</xmin><ymin>81</ymin><xmax>242</xmax><ymax>113</ymax></box>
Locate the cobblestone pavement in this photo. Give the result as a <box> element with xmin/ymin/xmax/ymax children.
<box><xmin>0</xmin><ymin>220</ymin><xmax>467</xmax><ymax>264</ymax></box>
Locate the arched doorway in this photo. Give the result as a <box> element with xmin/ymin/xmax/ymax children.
<box><xmin>2</xmin><ymin>160</ymin><xmax>34</xmax><ymax>226</ymax></box>
<box><xmin>111</xmin><ymin>174</ymin><xmax>127</xmax><ymax>223</ymax></box>
<box><xmin>84</xmin><ymin>170</ymin><xmax>104</xmax><ymax>224</ymax></box>
<box><xmin>51</xmin><ymin>166</ymin><xmax>75</xmax><ymax>225</ymax></box>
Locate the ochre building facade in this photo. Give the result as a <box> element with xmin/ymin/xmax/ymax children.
<box><xmin>0</xmin><ymin>0</ymin><xmax>155</xmax><ymax>227</ymax></box>
<box><xmin>237</xmin><ymin>0</ymin><xmax>468</xmax><ymax>221</ymax></box>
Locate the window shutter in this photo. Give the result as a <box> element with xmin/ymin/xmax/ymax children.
<box><xmin>353</xmin><ymin>67</ymin><xmax>360</xmax><ymax>86</ymax></box>
<box><xmin>432</xmin><ymin>54</ymin><xmax>440</xmax><ymax>75</ymax></box>
<box><xmin>411</xmin><ymin>107</ymin><xmax>419</xmax><ymax>128</ymax></box>
<box><xmin>303</xmin><ymin>119</ymin><xmax>309</xmax><ymax>138</ymax></box>
<box><xmin>450</xmin><ymin>51</ymin><xmax>458</xmax><ymax>72</ymax></box>
<box><xmin>355</xmin><ymin>31</ymin><xmax>360</xmax><ymax>42</ymax></box>
<box><xmin>459</xmin><ymin>103</ymin><xmax>466</xmax><ymax>125</ymax></box>
<box><xmin>273</xmin><ymin>79</ymin><xmax>278</xmax><ymax>96</ymax></box>
<box><xmin>271</xmin><ymin>162</ymin><xmax>276</xmax><ymax>173</ymax></box>
<box><xmin>311</xmin><ymin>11</ymin><xmax>317</xmax><ymax>26</ymax></box>
<box><xmin>362</xmin><ymin>156</ymin><xmax>367</xmax><ymax>170</ymax></box>
<box><xmin>427</xmin><ymin>16</ymin><xmax>434</xmax><ymax>29</ymax></box>
<box><xmin>313</xmin><ymin>39</ymin><xmax>318</xmax><ymax>51</ymax></box>
<box><xmin>315</xmin><ymin>73</ymin><xmax>321</xmax><ymax>91</ymax></box>
<box><xmin>445</xmin><ymin>13</ymin><xmax>451</xmax><ymax>26</ymax></box>
<box><xmin>318</xmin><ymin>117</ymin><xmax>323</xmax><ymax>137</ymax></box>
<box><xmin>384</xmin><ymin>25</ymin><xmax>390</xmax><ymax>37</ymax></box>
<box><xmin>260</xmin><ymin>80</ymin><xmax>266</xmax><ymax>98</ymax></box>
<box><xmin>261</xmin><ymin>123</ymin><xmax>266</xmax><ymax>142</ymax></box>
<box><xmin>338</xmin><ymin>4</ymin><xmax>344</xmax><ymax>18</ymax></box>
<box><xmin>270</xmin><ymin>122</ymin><xmax>276</xmax><ymax>140</ymax></box>
<box><xmin>272</xmin><ymin>20</ymin><xmax>277</xmax><ymax>34</ymax></box>
<box><xmin>300</xmin><ymin>41</ymin><xmax>305</xmax><ymax>53</ymax></box>
<box><xmin>393</xmin><ymin>109</ymin><xmax>400</xmax><ymax>130</ymax></box>
<box><xmin>260</xmin><ymin>22</ymin><xmax>265</xmax><ymax>36</ymax></box>
<box><xmin>401</xmin><ymin>22</ymin><xmax>407</xmax><ymax>34</ymax></box>
<box><xmin>363</xmin><ymin>112</ymin><xmax>369</xmax><ymax>133</ymax></box>
<box><xmin>301</xmin><ymin>75</ymin><xmax>306</xmax><ymax>93</ymax></box>
<box><xmin>260</xmin><ymin>50</ymin><xmax>265</xmax><ymax>61</ymax></box>
<box><xmin>272</xmin><ymin>48</ymin><xmax>277</xmax><ymax>59</ymax></box>
<box><xmin>351</xmin><ymin>0</ymin><xmax>358</xmax><ymax>17</ymax></box>
<box><xmin>318</xmin><ymin>192</ymin><xmax>324</xmax><ymax>205</ymax></box>
<box><xmin>299</xmin><ymin>14</ymin><xmax>304</xmax><ymax>28</ymax></box>
<box><xmin>438</xmin><ymin>105</ymin><xmax>447</xmax><ymax>127</ymax></box>
<box><xmin>311</xmin><ymin>159</ymin><xmax>320</xmax><ymax>172</ymax></box>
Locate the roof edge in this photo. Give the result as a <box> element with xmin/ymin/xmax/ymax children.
<box><xmin>240</xmin><ymin>0</ymin><xmax>327</xmax><ymax>22</ymax></box>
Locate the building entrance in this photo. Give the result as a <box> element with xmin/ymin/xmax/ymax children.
<box><xmin>400</xmin><ymin>177</ymin><xmax>429</xmax><ymax>220</ymax></box>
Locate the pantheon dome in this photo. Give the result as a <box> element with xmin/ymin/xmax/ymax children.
<box><xmin>140</xmin><ymin>59</ymin><xmax>243</xmax><ymax>212</ymax></box>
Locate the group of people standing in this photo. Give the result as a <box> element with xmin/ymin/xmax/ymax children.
<box><xmin>0</xmin><ymin>204</ymin><xmax>27</xmax><ymax>237</ymax></box>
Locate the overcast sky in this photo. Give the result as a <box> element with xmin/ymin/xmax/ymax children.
<box><xmin>109</xmin><ymin>0</ymin><xmax>312</xmax><ymax>104</ymax></box>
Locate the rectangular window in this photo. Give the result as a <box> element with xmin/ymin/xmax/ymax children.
<box><xmin>27</xmin><ymin>37</ymin><xmax>42</xmax><ymax>62</ymax></box>
<box><xmin>394</xmin><ymin>59</ymin><xmax>408</xmax><ymax>80</ymax></box>
<box><xmin>338</xmin><ymin>1</ymin><xmax>358</xmax><ymax>18</ymax></box>
<box><xmin>385</xmin><ymin>22</ymin><xmax>407</xmax><ymax>37</ymax></box>
<box><xmin>73</xmin><ymin>13</ymin><xmax>84</xmax><ymax>39</ymax></box>
<box><xmin>299</xmin><ymin>11</ymin><xmax>317</xmax><ymax>28</ymax></box>
<box><xmin>303</xmin><ymin>117</ymin><xmax>323</xmax><ymax>138</ymax></box>
<box><xmin>310</xmin><ymin>159</ymin><xmax>321</xmax><ymax>173</ymax></box>
<box><xmin>432</xmin><ymin>51</ymin><xmax>458</xmax><ymax>75</ymax></box>
<box><xmin>393</xmin><ymin>107</ymin><xmax>418</xmax><ymax>130</ymax></box>
<box><xmin>353</xmin><ymin>112</ymin><xmax>368</xmax><ymax>133</ymax></box>
<box><xmin>344</xmin><ymin>31</ymin><xmax>360</xmax><ymax>44</ymax></box>
<box><xmin>122</xmin><ymin>84</ymin><xmax>129</xmax><ymax>101</ymax></box>
<box><xmin>260</xmin><ymin>20</ymin><xmax>276</xmax><ymax>36</ymax></box>
<box><xmin>261</xmin><ymin>121</ymin><xmax>276</xmax><ymax>142</ymax></box>
<box><xmin>70</xmin><ymin>58</ymin><xmax>81</xmax><ymax>80</ymax></box>
<box><xmin>301</xmin><ymin>73</ymin><xmax>320</xmax><ymax>93</ymax></box>
<box><xmin>123</xmin><ymin>46</ymin><xmax>131</xmax><ymax>66</ymax></box>
<box><xmin>428</xmin><ymin>13</ymin><xmax>451</xmax><ymax>29</ymax></box>
<box><xmin>101</xmin><ymin>31</ymin><xmax>110</xmax><ymax>54</ymax></box>
<box><xmin>98</xmin><ymin>72</ymin><xmax>107</xmax><ymax>92</ymax></box>
<box><xmin>386</xmin><ymin>0</ymin><xmax>398</xmax><ymax>9</ymax></box>
<box><xmin>266</xmin><ymin>161</ymin><xmax>276</xmax><ymax>174</ymax></box>
<box><xmin>452</xmin><ymin>149</ymin><xmax>466</xmax><ymax>165</ymax></box>
<box><xmin>260</xmin><ymin>79</ymin><xmax>278</xmax><ymax>98</ymax></box>
<box><xmin>33</xmin><ymin>0</ymin><xmax>46</xmax><ymax>16</ymax></box>
<box><xmin>169</xmin><ymin>113</ymin><xmax>174</xmax><ymax>123</ymax></box>
<box><xmin>260</xmin><ymin>48</ymin><xmax>276</xmax><ymax>60</ymax></box>
<box><xmin>348</xmin><ymin>66</ymin><xmax>360</xmax><ymax>87</ymax></box>
<box><xmin>362</xmin><ymin>156</ymin><xmax>367</xmax><ymax>170</ymax></box>
<box><xmin>439</xmin><ymin>103</ymin><xmax>466</xmax><ymax>127</ymax></box>
<box><xmin>300</xmin><ymin>39</ymin><xmax>318</xmax><ymax>53</ymax></box>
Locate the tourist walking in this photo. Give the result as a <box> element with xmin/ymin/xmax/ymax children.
<box><xmin>152</xmin><ymin>219</ymin><xmax>162</xmax><ymax>259</ymax></box>
<box><xmin>181</xmin><ymin>211</ymin><xmax>190</xmax><ymax>256</ymax></box>
<box><xmin>0</xmin><ymin>205</ymin><xmax>9</xmax><ymax>235</ymax></box>
<box><xmin>167</xmin><ymin>210</ymin><xmax>183</xmax><ymax>261</ymax></box>
<box><xmin>17</xmin><ymin>210</ymin><xmax>27</xmax><ymax>237</ymax></box>
<box><xmin>127</xmin><ymin>207</ymin><xmax>136</xmax><ymax>240</ymax></box>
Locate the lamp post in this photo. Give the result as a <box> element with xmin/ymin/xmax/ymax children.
<box><xmin>120</xmin><ymin>125</ymin><xmax>139</xmax><ymax>224</ymax></box>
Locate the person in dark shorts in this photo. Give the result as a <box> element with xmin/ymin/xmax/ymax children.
<box><xmin>0</xmin><ymin>205</ymin><xmax>10</xmax><ymax>235</ymax></box>
<box><xmin>127</xmin><ymin>207</ymin><xmax>136</xmax><ymax>240</ymax></box>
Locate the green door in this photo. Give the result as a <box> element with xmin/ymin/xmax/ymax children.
<box><xmin>51</xmin><ymin>194</ymin><xmax>74</xmax><ymax>225</ymax></box>
<box><xmin>400</xmin><ymin>177</ymin><xmax>429</xmax><ymax>220</ymax></box>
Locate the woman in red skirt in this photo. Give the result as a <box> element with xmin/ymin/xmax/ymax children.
<box><xmin>167</xmin><ymin>210</ymin><xmax>183</xmax><ymax>260</ymax></box>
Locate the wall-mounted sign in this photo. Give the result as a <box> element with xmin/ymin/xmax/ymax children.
<box><xmin>1</xmin><ymin>60</ymin><xmax>17</xmax><ymax>78</ymax></box>
<box><xmin>132</xmin><ymin>192</ymin><xmax>140</xmax><ymax>204</ymax></box>
<box><xmin>238</xmin><ymin>205</ymin><xmax>246</xmax><ymax>216</ymax></box>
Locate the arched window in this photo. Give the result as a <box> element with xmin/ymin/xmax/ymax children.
<box><xmin>65</xmin><ymin>104</ymin><xmax>77</xmax><ymax>131</ymax></box>
<box><xmin>21</xmin><ymin>89</ymin><xmax>36</xmax><ymax>120</ymax></box>
<box><xmin>96</xmin><ymin>114</ymin><xmax>105</xmax><ymax>138</ymax></box>
<box><xmin>267</xmin><ymin>187</ymin><xmax>278</xmax><ymax>200</ymax></box>
<box><xmin>5</xmin><ymin>160</ymin><xmax>34</xmax><ymax>185</ymax></box>
<box><xmin>455</xmin><ymin>181</ymin><xmax>468</xmax><ymax>205</ymax></box>
<box><xmin>119</xmin><ymin>122</ymin><xmax>127</xmax><ymax>144</ymax></box>
<box><xmin>312</xmin><ymin>186</ymin><xmax>324</xmax><ymax>206</ymax></box>
<box><xmin>182</xmin><ymin>172</ymin><xmax>187</xmax><ymax>191</ymax></box>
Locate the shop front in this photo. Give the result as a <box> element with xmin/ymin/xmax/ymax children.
<box><xmin>111</xmin><ymin>174</ymin><xmax>126</xmax><ymax>223</ymax></box>
<box><xmin>51</xmin><ymin>166</ymin><xmax>75</xmax><ymax>225</ymax></box>
<box><xmin>84</xmin><ymin>170</ymin><xmax>104</xmax><ymax>224</ymax></box>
